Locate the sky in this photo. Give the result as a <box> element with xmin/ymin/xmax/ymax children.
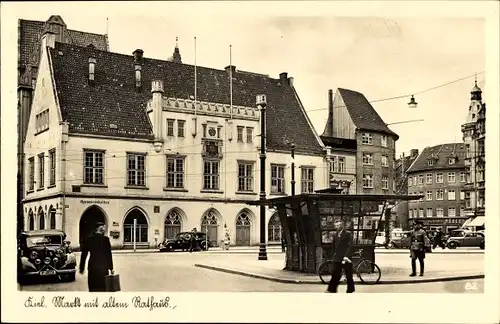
<box><xmin>3</xmin><ymin>2</ymin><xmax>486</xmax><ymax>157</ymax></box>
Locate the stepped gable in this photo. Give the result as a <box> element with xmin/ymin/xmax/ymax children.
<box><xmin>19</xmin><ymin>18</ymin><xmax>108</xmax><ymax>69</ymax></box>
<box><xmin>49</xmin><ymin>42</ymin><xmax>324</xmax><ymax>154</ymax></box>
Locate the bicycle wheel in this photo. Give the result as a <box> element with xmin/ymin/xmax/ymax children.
<box><xmin>318</xmin><ymin>261</ymin><xmax>333</xmax><ymax>285</ymax></box>
<box><xmin>356</xmin><ymin>260</ymin><xmax>381</xmax><ymax>284</ymax></box>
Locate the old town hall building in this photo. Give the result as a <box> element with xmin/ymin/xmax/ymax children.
<box><xmin>21</xmin><ymin>28</ymin><xmax>329</xmax><ymax>248</ymax></box>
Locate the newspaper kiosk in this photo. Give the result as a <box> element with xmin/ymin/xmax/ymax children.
<box><xmin>249</xmin><ymin>192</ymin><xmax>420</xmax><ymax>273</ymax></box>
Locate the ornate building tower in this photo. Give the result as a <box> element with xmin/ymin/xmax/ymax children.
<box><xmin>461</xmin><ymin>79</ymin><xmax>486</xmax><ymax>220</ymax></box>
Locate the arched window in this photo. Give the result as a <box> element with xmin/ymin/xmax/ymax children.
<box><xmin>38</xmin><ymin>208</ymin><xmax>45</xmax><ymax>230</ymax></box>
<box><xmin>235</xmin><ymin>212</ymin><xmax>251</xmax><ymax>246</ymax></box>
<box><xmin>28</xmin><ymin>210</ymin><xmax>35</xmax><ymax>230</ymax></box>
<box><xmin>164</xmin><ymin>210</ymin><xmax>182</xmax><ymax>240</ymax></box>
<box><xmin>123</xmin><ymin>209</ymin><xmax>148</xmax><ymax>243</ymax></box>
<box><xmin>201</xmin><ymin>210</ymin><xmax>219</xmax><ymax>246</ymax></box>
<box><xmin>267</xmin><ymin>213</ymin><xmax>282</xmax><ymax>243</ymax></box>
<box><xmin>49</xmin><ymin>207</ymin><xmax>56</xmax><ymax>229</ymax></box>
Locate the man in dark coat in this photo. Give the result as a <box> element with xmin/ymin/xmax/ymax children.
<box><xmin>79</xmin><ymin>222</ymin><xmax>114</xmax><ymax>292</ymax></box>
<box><xmin>326</xmin><ymin>218</ymin><xmax>355</xmax><ymax>293</ymax></box>
<box><xmin>409</xmin><ymin>221</ymin><xmax>430</xmax><ymax>277</ymax></box>
<box><xmin>432</xmin><ymin>228</ymin><xmax>445</xmax><ymax>249</ymax></box>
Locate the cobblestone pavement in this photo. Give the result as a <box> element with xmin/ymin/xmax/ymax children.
<box><xmin>19</xmin><ymin>252</ymin><xmax>484</xmax><ymax>292</ymax></box>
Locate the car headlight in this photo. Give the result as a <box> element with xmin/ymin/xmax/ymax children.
<box><xmin>44</xmin><ymin>257</ymin><xmax>51</xmax><ymax>265</ymax></box>
<box><xmin>35</xmin><ymin>258</ymin><xmax>41</xmax><ymax>265</ymax></box>
<box><xmin>30</xmin><ymin>251</ymin><xmax>38</xmax><ymax>259</ymax></box>
<box><xmin>53</xmin><ymin>257</ymin><xmax>59</xmax><ymax>263</ymax></box>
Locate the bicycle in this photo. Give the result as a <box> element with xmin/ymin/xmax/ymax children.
<box><xmin>318</xmin><ymin>249</ymin><xmax>381</xmax><ymax>285</ymax></box>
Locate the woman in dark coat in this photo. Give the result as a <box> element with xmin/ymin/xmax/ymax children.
<box><xmin>79</xmin><ymin>222</ymin><xmax>114</xmax><ymax>292</ymax></box>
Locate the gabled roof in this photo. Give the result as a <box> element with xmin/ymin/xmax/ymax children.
<box><xmin>406</xmin><ymin>143</ymin><xmax>466</xmax><ymax>173</ymax></box>
<box><xmin>18</xmin><ymin>17</ymin><xmax>109</xmax><ymax>70</ymax></box>
<box><xmin>48</xmin><ymin>42</ymin><xmax>324</xmax><ymax>154</ymax></box>
<box><xmin>329</xmin><ymin>88</ymin><xmax>398</xmax><ymax>139</ymax></box>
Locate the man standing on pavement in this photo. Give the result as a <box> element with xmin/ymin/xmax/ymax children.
<box><xmin>409</xmin><ymin>221</ymin><xmax>431</xmax><ymax>277</ymax></box>
<box><xmin>79</xmin><ymin>221</ymin><xmax>114</xmax><ymax>292</ymax></box>
<box><xmin>326</xmin><ymin>218</ymin><xmax>355</xmax><ymax>293</ymax></box>
<box><xmin>189</xmin><ymin>228</ymin><xmax>198</xmax><ymax>253</ymax></box>
<box><xmin>432</xmin><ymin>228</ymin><xmax>445</xmax><ymax>249</ymax></box>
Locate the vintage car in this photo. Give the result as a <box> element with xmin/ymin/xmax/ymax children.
<box><xmin>158</xmin><ymin>232</ymin><xmax>213</xmax><ymax>252</ymax></box>
<box><xmin>446</xmin><ymin>229</ymin><xmax>485</xmax><ymax>249</ymax></box>
<box><xmin>387</xmin><ymin>231</ymin><xmax>412</xmax><ymax>249</ymax></box>
<box><xmin>17</xmin><ymin>230</ymin><xmax>77</xmax><ymax>283</ymax></box>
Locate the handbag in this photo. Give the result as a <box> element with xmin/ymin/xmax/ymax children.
<box><xmin>104</xmin><ymin>272</ymin><xmax>121</xmax><ymax>292</ymax></box>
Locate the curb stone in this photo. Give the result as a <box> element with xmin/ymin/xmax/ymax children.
<box><xmin>194</xmin><ymin>264</ymin><xmax>484</xmax><ymax>285</ymax></box>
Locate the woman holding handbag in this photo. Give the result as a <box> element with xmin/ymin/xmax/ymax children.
<box><xmin>79</xmin><ymin>222</ymin><xmax>115</xmax><ymax>292</ymax></box>
<box><xmin>409</xmin><ymin>221</ymin><xmax>431</xmax><ymax>277</ymax></box>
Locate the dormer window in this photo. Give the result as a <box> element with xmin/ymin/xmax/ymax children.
<box><xmin>88</xmin><ymin>58</ymin><xmax>96</xmax><ymax>83</ymax></box>
<box><xmin>135</xmin><ymin>65</ymin><xmax>142</xmax><ymax>89</ymax></box>
<box><xmin>427</xmin><ymin>160</ymin><xmax>434</xmax><ymax>166</ymax></box>
<box><xmin>448</xmin><ymin>157</ymin><xmax>456</xmax><ymax>165</ymax></box>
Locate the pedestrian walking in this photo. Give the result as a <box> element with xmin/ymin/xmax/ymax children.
<box><xmin>189</xmin><ymin>228</ymin><xmax>198</xmax><ymax>253</ymax></box>
<box><xmin>326</xmin><ymin>218</ymin><xmax>355</xmax><ymax>293</ymax></box>
<box><xmin>432</xmin><ymin>228</ymin><xmax>446</xmax><ymax>249</ymax></box>
<box><xmin>281</xmin><ymin>237</ymin><xmax>286</xmax><ymax>253</ymax></box>
<box><xmin>409</xmin><ymin>221</ymin><xmax>431</xmax><ymax>277</ymax></box>
<box><xmin>79</xmin><ymin>222</ymin><xmax>114</xmax><ymax>292</ymax></box>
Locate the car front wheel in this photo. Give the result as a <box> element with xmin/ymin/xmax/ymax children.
<box><xmin>447</xmin><ymin>241</ymin><xmax>458</xmax><ymax>249</ymax></box>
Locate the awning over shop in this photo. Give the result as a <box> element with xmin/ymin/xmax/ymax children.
<box><xmin>461</xmin><ymin>218</ymin><xmax>474</xmax><ymax>228</ymax></box>
<box><xmin>468</xmin><ymin>216</ymin><xmax>485</xmax><ymax>227</ymax></box>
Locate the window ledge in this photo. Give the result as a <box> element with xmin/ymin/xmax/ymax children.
<box><xmin>269</xmin><ymin>192</ymin><xmax>286</xmax><ymax>196</ymax></box>
<box><xmin>124</xmin><ymin>186</ymin><xmax>149</xmax><ymax>190</ymax></box>
<box><xmin>200</xmin><ymin>190</ymin><xmax>224</xmax><ymax>194</ymax></box>
<box><xmin>37</xmin><ymin>187</ymin><xmax>45</xmax><ymax>192</ymax></box>
<box><xmin>81</xmin><ymin>184</ymin><xmax>108</xmax><ymax>188</ymax></box>
<box><xmin>235</xmin><ymin>191</ymin><xmax>258</xmax><ymax>195</ymax></box>
<box><xmin>47</xmin><ymin>184</ymin><xmax>56</xmax><ymax>189</ymax></box>
<box><xmin>26</xmin><ymin>190</ymin><xmax>35</xmax><ymax>195</ymax></box>
<box><xmin>164</xmin><ymin>188</ymin><xmax>189</xmax><ymax>192</ymax></box>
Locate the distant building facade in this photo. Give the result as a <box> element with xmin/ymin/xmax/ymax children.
<box><xmin>21</xmin><ymin>31</ymin><xmax>328</xmax><ymax>249</ymax></box>
<box><xmin>392</xmin><ymin>149</ymin><xmax>419</xmax><ymax>230</ymax></box>
<box><xmin>461</xmin><ymin>80</ymin><xmax>486</xmax><ymax>230</ymax></box>
<box><xmin>406</xmin><ymin>143</ymin><xmax>468</xmax><ymax>232</ymax></box>
<box><xmin>321</xmin><ymin>88</ymin><xmax>398</xmax><ymax>195</ymax></box>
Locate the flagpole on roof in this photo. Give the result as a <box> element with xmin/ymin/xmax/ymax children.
<box><xmin>194</xmin><ymin>37</ymin><xmax>197</xmax><ymax>118</ymax></box>
<box><xmin>230</xmin><ymin>44</ymin><xmax>233</xmax><ymax>120</ymax></box>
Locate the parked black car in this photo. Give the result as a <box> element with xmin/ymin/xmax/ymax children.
<box><xmin>158</xmin><ymin>232</ymin><xmax>213</xmax><ymax>252</ymax></box>
<box><xmin>17</xmin><ymin>230</ymin><xmax>77</xmax><ymax>283</ymax></box>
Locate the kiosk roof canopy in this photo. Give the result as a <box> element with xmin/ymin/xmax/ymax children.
<box><xmin>247</xmin><ymin>193</ymin><xmax>423</xmax><ymax>206</ymax></box>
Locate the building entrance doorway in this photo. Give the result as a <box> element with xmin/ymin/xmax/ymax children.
<box><xmin>79</xmin><ymin>206</ymin><xmax>107</xmax><ymax>245</ymax></box>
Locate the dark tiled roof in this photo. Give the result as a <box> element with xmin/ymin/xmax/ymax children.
<box><xmin>406</xmin><ymin>143</ymin><xmax>466</xmax><ymax>173</ymax></box>
<box><xmin>333</xmin><ymin>88</ymin><xmax>399</xmax><ymax>139</ymax></box>
<box><xmin>49</xmin><ymin>42</ymin><xmax>324</xmax><ymax>154</ymax></box>
<box><xmin>18</xmin><ymin>18</ymin><xmax>108</xmax><ymax>69</ymax></box>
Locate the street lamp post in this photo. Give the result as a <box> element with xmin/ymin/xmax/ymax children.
<box><xmin>290</xmin><ymin>143</ymin><xmax>296</xmax><ymax>196</ymax></box>
<box><xmin>257</xmin><ymin>94</ymin><xmax>268</xmax><ymax>261</ymax></box>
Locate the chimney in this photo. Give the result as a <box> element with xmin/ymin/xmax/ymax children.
<box><xmin>328</xmin><ymin>89</ymin><xmax>334</xmax><ymax>136</ymax></box>
<box><xmin>224</xmin><ymin>65</ymin><xmax>236</xmax><ymax>76</ymax></box>
<box><xmin>410</xmin><ymin>149</ymin><xmax>419</xmax><ymax>158</ymax></box>
<box><xmin>279</xmin><ymin>72</ymin><xmax>288</xmax><ymax>81</ymax></box>
<box><xmin>151</xmin><ymin>80</ymin><xmax>165</xmax><ymax>152</ymax></box>
<box><xmin>288</xmin><ymin>77</ymin><xmax>294</xmax><ymax>86</ymax></box>
<box><xmin>41</xmin><ymin>31</ymin><xmax>56</xmax><ymax>50</ymax></box>
<box><xmin>133</xmin><ymin>49</ymin><xmax>144</xmax><ymax>91</ymax></box>
<box><xmin>88</xmin><ymin>57</ymin><xmax>96</xmax><ymax>85</ymax></box>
